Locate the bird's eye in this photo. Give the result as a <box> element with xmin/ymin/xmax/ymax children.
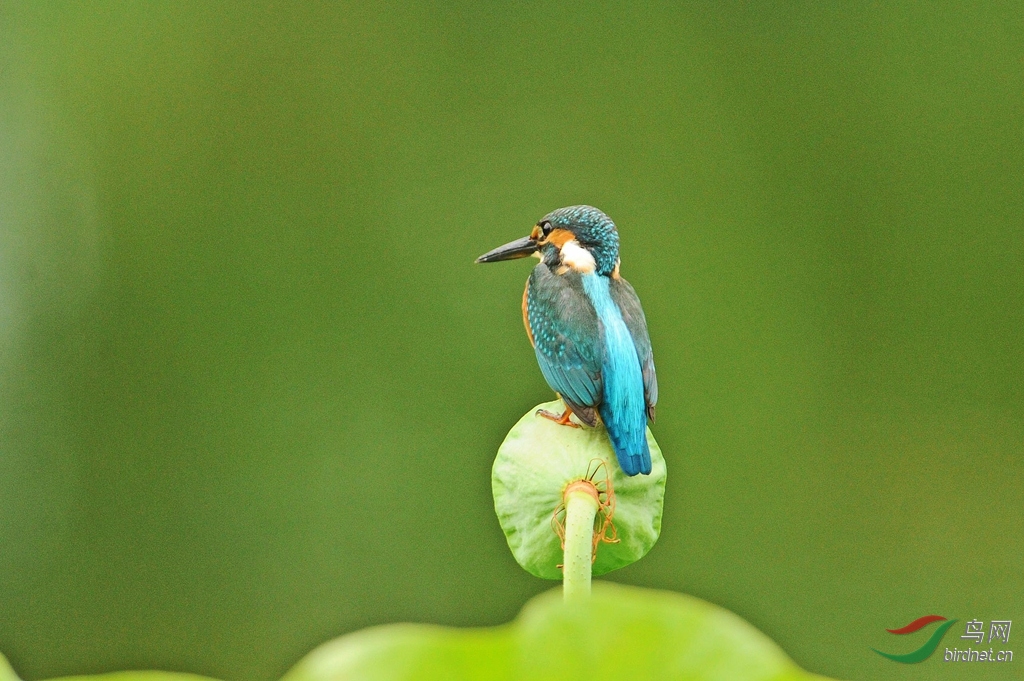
<box><xmin>540</xmin><ymin>221</ymin><xmax>552</xmax><ymax>235</ymax></box>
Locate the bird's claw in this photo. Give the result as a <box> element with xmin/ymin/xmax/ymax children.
<box><xmin>536</xmin><ymin>408</ymin><xmax>581</xmax><ymax>428</ymax></box>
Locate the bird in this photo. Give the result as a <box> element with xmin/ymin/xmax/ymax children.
<box><xmin>476</xmin><ymin>205</ymin><xmax>657</xmax><ymax>476</ymax></box>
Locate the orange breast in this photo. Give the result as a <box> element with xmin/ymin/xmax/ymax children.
<box><xmin>522</xmin><ymin>279</ymin><xmax>535</xmax><ymax>347</ymax></box>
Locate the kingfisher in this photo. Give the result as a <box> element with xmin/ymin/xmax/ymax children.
<box><xmin>476</xmin><ymin>205</ymin><xmax>657</xmax><ymax>476</ymax></box>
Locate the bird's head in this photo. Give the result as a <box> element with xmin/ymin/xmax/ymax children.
<box><xmin>476</xmin><ymin>205</ymin><xmax>620</xmax><ymax>276</ymax></box>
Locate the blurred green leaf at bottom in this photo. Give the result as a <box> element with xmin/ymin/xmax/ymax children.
<box><xmin>0</xmin><ymin>655</ymin><xmax>19</xmax><ymax>681</ymax></box>
<box><xmin>46</xmin><ymin>675</ymin><xmax>219</xmax><ymax>681</ymax></box>
<box><xmin>2</xmin><ymin>585</ymin><xmax>837</xmax><ymax>681</ymax></box>
<box><xmin>1</xmin><ymin>652</ymin><xmax>219</xmax><ymax>681</ymax></box>
<box><xmin>3</xmin><ymin>661</ymin><xmax>217</xmax><ymax>681</ymax></box>
<box><xmin>282</xmin><ymin>583</ymin><xmax>838</xmax><ymax>681</ymax></box>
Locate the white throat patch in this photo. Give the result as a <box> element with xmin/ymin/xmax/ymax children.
<box><xmin>560</xmin><ymin>239</ymin><xmax>596</xmax><ymax>273</ymax></box>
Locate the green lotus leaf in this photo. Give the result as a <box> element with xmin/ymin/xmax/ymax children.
<box><xmin>0</xmin><ymin>655</ymin><xmax>218</xmax><ymax>681</ymax></box>
<box><xmin>0</xmin><ymin>654</ymin><xmax>20</xmax><ymax>681</ymax></box>
<box><xmin>492</xmin><ymin>400</ymin><xmax>667</xmax><ymax>579</ymax></box>
<box><xmin>5</xmin><ymin>585</ymin><xmax>838</xmax><ymax>681</ymax></box>
<box><xmin>45</xmin><ymin>673</ymin><xmax>220</xmax><ymax>681</ymax></box>
<box><xmin>282</xmin><ymin>582</ymin><xmax>838</xmax><ymax>681</ymax></box>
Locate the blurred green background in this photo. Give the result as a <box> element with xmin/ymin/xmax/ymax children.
<box><xmin>1</xmin><ymin>2</ymin><xmax>1021</xmax><ymax>680</ymax></box>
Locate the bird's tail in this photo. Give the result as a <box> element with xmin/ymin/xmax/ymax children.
<box><xmin>599</xmin><ymin>403</ymin><xmax>651</xmax><ymax>476</ymax></box>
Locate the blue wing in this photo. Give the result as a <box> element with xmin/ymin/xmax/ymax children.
<box><xmin>610</xmin><ymin>275</ymin><xmax>658</xmax><ymax>421</ymax></box>
<box><xmin>525</xmin><ymin>265</ymin><xmax>603</xmax><ymax>424</ymax></box>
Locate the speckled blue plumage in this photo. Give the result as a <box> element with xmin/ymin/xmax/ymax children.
<box><xmin>524</xmin><ymin>207</ymin><xmax>657</xmax><ymax>476</ymax></box>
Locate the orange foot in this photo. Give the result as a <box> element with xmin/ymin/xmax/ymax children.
<box><xmin>537</xmin><ymin>407</ymin><xmax>581</xmax><ymax>428</ymax></box>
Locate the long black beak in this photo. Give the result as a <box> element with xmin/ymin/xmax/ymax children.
<box><xmin>475</xmin><ymin>236</ymin><xmax>538</xmax><ymax>263</ymax></box>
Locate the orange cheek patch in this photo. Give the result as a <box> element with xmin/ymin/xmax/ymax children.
<box><xmin>545</xmin><ymin>228</ymin><xmax>574</xmax><ymax>247</ymax></box>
